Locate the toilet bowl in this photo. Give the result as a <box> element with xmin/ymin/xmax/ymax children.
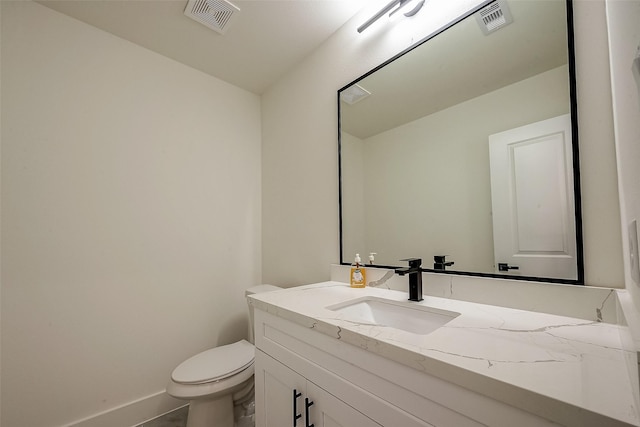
<box><xmin>166</xmin><ymin>285</ymin><xmax>281</xmax><ymax>427</ymax></box>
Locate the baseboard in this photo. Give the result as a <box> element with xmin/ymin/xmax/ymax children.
<box><xmin>62</xmin><ymin>390</ymin><xmax>184</xmax><ymax>427</ymax></box>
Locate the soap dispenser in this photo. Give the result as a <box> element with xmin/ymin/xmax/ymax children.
<box><xmin>350</xmin><ymin>253</ymin><xmax>366</xmax><ymax>288</ymax></box>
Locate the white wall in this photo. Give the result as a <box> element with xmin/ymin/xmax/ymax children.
<box><xmin>573</xmin><ymin>0</ymin><xmax>625</xmax><ymax>287</ymax></box>
<box><xmin>0</xmin><ymin>1</ymin><xmax>3</xmax><ymax>423</ymax></box>
<box><xmin>262</xmin><ymin>0</ymin><xmax>624</xmax><ymax>287</ymax></box>
<box><xmin>343</xmin><ymin>66</ymin><xmax>569</xmax><ymax>271</ymax></box>
<box><xmin>605</xmin><ymin>1</ymin><xmax>640</xmax><ymax>305</ymax></box>
<box><xmin>1</xmin><ymin>2</ymin><xmax>262</xmax><ymax>426</ymax></box>
<box><xmin>340</xmin><ymin>131</ymin><xmax>365</xmax><ymax>261</ymax></box>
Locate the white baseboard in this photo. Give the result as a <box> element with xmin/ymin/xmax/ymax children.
<box><xmin>62</xmin><ymin>390</ymin><xmax>184</xmax><ymax>427</ymax></box>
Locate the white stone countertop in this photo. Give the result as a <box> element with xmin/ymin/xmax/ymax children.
<box><xmin>249</xmin><ymin>281</ymin><xmax>640</xmax><ymax>427</ymax></box>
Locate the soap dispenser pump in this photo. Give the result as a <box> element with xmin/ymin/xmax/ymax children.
<box><xmin>368</xmin><ymin>252</ymin><xmax>377</xmax><ymax>265</ymax></box>
<box><xmin>350</xmin><ymin>253</ymin><xmax>366</xmax><ymax>288</ymax></box>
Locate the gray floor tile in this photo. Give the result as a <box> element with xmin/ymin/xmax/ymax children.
<box><xmin>137</xmin><ymin>405</ymin><xmax>188</xmax><ymax>427</ymax></box>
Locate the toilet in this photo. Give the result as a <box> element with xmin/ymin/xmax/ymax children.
<box><xmin>167</xmin><ymin>285</ymin><xmax>281</xmax><ymax>427</ymax></box>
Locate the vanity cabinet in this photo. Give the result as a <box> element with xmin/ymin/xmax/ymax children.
<box><xmin>255</xmin><ymin>350</ymin><xmax>381</xmax><ymax>427</ymax></box>
<box><xmin>253</xmin><ymin>308</ymin><xmax>562</xmax><ymax>427</ymax></box>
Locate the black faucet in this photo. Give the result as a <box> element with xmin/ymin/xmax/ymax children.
<box><xmin>433</xmin><ymin>255</ymin><xmax>455</xmax><ymax>270</ymax></box>
<box><xmin>395</xmin><ymin>258</ymin><xmax>424</xmax><ymax>302</ymax></box>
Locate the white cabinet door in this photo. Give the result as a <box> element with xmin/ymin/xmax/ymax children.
<box><xmin>255</xmin><ymin>349</ymin><xmax>306</xmax><ymax>427</ymax></box>
<box><xmin>255</xmin><ymin>350</ymin><xmax>381</xmax><ymax>427</ymax></box>
<box><xmin>489</xmin><ymin>114</ymin><xmax>577</xmax><ymax>280</ymax></box>
<box><xmin>306</xmin><ymin>381</ymin><xmax>381</xmax><ymax>427</ymax></box>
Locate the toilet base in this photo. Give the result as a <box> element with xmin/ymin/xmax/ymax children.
<box><xmin>187</xmin><ymin>394</ymin><xmax>233</xmax><ymax>427</ymax></box>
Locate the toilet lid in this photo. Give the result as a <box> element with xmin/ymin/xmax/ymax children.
<box><xmin>171</xmin><ymin>340</ymin><xmax>255</xmax><ymax>385</ymax></box>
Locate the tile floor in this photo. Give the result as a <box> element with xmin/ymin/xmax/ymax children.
<box><xmin>136</xmin><ymin>405</ymin><xmax>188</xmax><ymax>427</ymax></box>
<box><xmin>135</xmin><ymin>400</ymin><xmax>255</xmax><ymax>427</ymax></box>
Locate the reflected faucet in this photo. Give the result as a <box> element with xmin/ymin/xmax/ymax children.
<box><xmin>434</xmin><ymin>255</ymin><xmax>455</xmax><ymax>270</ymax></box>
<box><xmin>395</xmin><ymin>258</ymin><xmax>424</xmax><ymax>302</ymax></box>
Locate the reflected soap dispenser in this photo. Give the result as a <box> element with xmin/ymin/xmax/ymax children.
<box><xmin>350</xmin><ymin>253</ymin><xmax>366</xmax><ymax>288</ymax></box>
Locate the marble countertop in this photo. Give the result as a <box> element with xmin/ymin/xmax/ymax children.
<box><xmin>249</xmin><ymin>281</ymin><xmax>640</xmax><ymax>427</ymax></box>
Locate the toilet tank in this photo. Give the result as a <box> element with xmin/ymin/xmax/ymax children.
<box><xmin>245</xmin><ymin>285</ymin><xmax>281</xmax><ymax>343</ymax></box>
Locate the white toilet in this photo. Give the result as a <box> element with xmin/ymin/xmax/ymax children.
<box><xmin>167</xmin><ymin>285</ymin><xmax>281</xmax><ymax>427</ymax></box>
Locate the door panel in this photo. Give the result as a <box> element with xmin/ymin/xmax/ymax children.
<box><xmin>489</xmin><ymin>114</ymin><xmax>576</xmax><ymax>279</ymax></box>
<box><xmin>307</xmin><ymin>382</ymin><xmax>381</xmax><ymax>427</ymax></box>
<box><xmin>255</xmin><ymin>350</ymin><xmax>306</xmax><ymax>427</ymax></box>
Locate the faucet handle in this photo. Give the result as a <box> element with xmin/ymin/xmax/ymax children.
<box><xmin>434</xmin><ymin>255</ymin><xmax>448</xmax><ymax>263</ymax></box>
<box><xmin>434</xmin><ymin>255</ymin><xmax>455</xmax><ymax>270</ymax></box>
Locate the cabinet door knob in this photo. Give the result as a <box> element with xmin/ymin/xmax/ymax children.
<box><xmin>305</xmin><ymin>397</ymin><xmax>314</xmax><ymax>427</ymax></box>
<box><xmin>293</xmin><ymin>389</ymin><xmax>302</xmax><ymax>426</ymax></box>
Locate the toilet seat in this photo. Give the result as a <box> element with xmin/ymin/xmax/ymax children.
<box><xmin>167</xmin><ymin>361</ymin><xmax>254</xmax><ymax>401</ymax></box>
<box><xmin>171</xmin><ymin>340</ymin><xmax>254</xmax><ymax>385</ymax></box>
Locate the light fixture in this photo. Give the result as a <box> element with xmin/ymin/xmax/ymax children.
<box><xmin>357</xmin><ymin>0</ymin><xmax>426</xmax><ymax>33</ymax></box>
<box><xmin>389</xmin><ymin>0</ymin><xmax>425</xmax><ymax>19</ymax></box>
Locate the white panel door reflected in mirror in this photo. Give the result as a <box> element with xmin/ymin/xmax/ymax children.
<box><xmin>489</xmin><ymin>114</ymin><xmax>576</xmax><ymax>280</ymax></box>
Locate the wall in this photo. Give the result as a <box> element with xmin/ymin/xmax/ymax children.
<box><xmin>0</xmin><ymin>0</ymin><xmax>2</xmax><ymax>424</ymax></box>
<box><xmin>0</xmin><ymin>1</ymin><xmax>3</xmax><ymax>423</ymax></box>
<box><xmin>1</xmin><ymin>2</ymin><xmax>262</xmax><ymax>426</ymax></box>
<box><xmin>340</xmin><ymin>131</ymin><xmax>365</xmax><ymax>260</ymax></box>
<box><xmin>262</xmin><ymin>0</ymin><xmax>624</xmax><ymax>288</ymax></box>
<box><xmin>342</xmin><ymin>66</ymin><xmax>570</xmax><ymax>272</ymax></box>
<box><xmin>605</xmin><ymin>1</ymin><xmax>640</xmax><ymax>304</ymax></box>
<box><xmin>573</xmin><ymin>0</ymin><xmax>625</xmax><ymax>287</ymax></box>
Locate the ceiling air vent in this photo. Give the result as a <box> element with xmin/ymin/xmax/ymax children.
<box><xmin>475</xmin><ymin>0</ymin><xmax>513</xmax><ymax>35</ymax></box>
<box><xmin>184</xmin><ymin>0</ymin><xmax>240</xmax><ymax>35</ymax></box>
<box><xmin>341</xmin><ymin>84</ymin><xmax>371</xmax><ymax>105</ymax></box>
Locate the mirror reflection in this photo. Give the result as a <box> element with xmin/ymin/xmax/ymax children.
<box><xmin>339</xmin><ymin>0</ymin><xmax>582</xmax><ymax>282</ymax></box>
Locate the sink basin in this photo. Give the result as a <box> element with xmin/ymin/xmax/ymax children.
<box><xmin>327</xmin><ymin>297</ymin><xmax>460</xmax><ymax>335</ymax></box>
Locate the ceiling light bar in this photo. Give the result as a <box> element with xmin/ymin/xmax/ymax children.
<box><xmin>357</xmin><ymin>0</ymin><xmax>400</xmax><ymax>33</ymax></box>
<box><xmin>357</xmin><ymin>0</ymin><xmax>426</xmax><ymax>33</ymax></box>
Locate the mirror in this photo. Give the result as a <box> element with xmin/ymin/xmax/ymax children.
<box><xmin>339</xmin><ymin>0</ymin><xmax>583</xmax><ymax>283</ymax></box>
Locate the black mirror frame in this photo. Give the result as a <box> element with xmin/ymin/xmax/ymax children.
<box><xmin>337</xmin><ymin>0</ymin><xmax>584</xmax><ymax>285</ymax></box>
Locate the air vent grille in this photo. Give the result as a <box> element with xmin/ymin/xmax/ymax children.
<box><xmin>184</xmin><ymin>0</ymin><xmax>240</xmax><ymax>35</ymax></box>
<box><xmin>341</xmin><ymin>84</ymin><xmax>371</xmax><ymax>105</ymax></box>
<box><xmin>475</xmin><ymin>1</ymin><xmax>513</xmax><ymax>35</ymax></box>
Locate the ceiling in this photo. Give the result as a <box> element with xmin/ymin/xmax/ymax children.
<box><xmin>36</xmin><ymin>0</ymin><xmax>368</xmax><ymax>94</ymax></box>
